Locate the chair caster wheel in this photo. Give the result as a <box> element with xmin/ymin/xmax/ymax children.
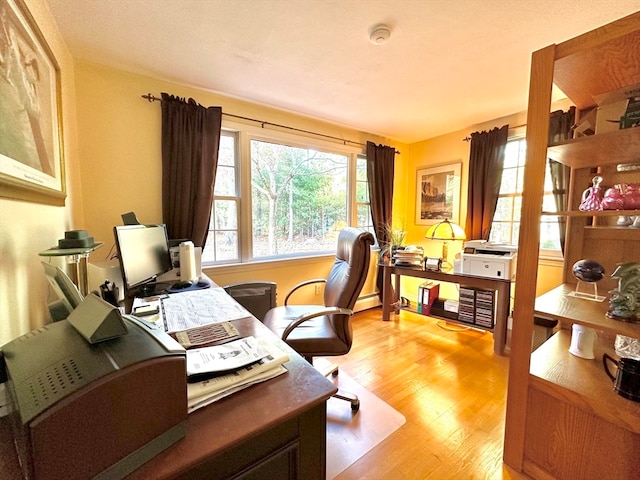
<box><xmin>351</xmin><ymin>400</ymin><xmax>360</xmax><ymax>412</ymax></box>
<box><xmin>331</xmin><ymin>369</ymin><xmax>339</xmax><ymax>377</ymax></box>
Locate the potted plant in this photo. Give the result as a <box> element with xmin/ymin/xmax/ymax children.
<box><xmin>379</xmin><ymin>221</ymin><xmax>406</xmax><ymax>263</ymax></box>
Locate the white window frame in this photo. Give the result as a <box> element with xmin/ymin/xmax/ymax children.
<box><xmin>203</xmin><ymin>120</ymin><xmax>367</xmax><ymax>266</ymax></box>
<box><xmin>491</xmin><ymin>133</ymin><xmax>563</xmax><ymax>259</ymax></box>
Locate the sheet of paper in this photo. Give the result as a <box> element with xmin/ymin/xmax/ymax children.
<box><xmin>161</xmin><ymin>287</ymin><xmax>252</xmax><ymax>332</ymax></box>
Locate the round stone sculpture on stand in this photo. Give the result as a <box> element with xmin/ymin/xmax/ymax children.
<box><xmin>569</xmin><ymin>259</ymin><xmax>606</xmax><ymax>302</ymax></box>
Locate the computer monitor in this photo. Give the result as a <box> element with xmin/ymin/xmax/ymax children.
<box><xmin>113</xmin><ymin>224</ymin><xmax>173</xmax><ymax>296</ymax></box>
<box><xmin>42</xmin><ymin>262</ymin><xmax>83</xmax><ymax>321</ymax></box>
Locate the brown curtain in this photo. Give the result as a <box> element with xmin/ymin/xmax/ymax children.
<box><xmin>161</xmin><ymin>93</ymin><xmax>222</xmax><ymax>247</ymax></box>
<box><xmin>549</xmin><ymin>159</ymin><xmax>570</xmax><ymax>254</ymax></box>
<box><xmin>464</xmin><ymin>125</ymin><xmax>509</xmax><ymax>240</ymax></box>
<box><xmin>366</xmin><ymin>141</ymin><xmax>395</xmax><ymax>300</ymax></box>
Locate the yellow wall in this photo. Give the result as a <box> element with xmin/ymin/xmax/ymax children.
<box><xmin>73</xmin><ymin>61</ymin><xmax>403</xmax><ymax>306</ymax></box>
<box><xmin>400</xmin><ymin>110</ymin><xmax>565</xmax><ymax>304</ymax></box>
<box><xmin>0</xmin><ymin>0</ymin><xmax>83</xmax><ymax>346</ymax></box>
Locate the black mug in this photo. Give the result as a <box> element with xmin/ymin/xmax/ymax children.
<box><xmin>603</xmin><ymin>353</ymin><xmax>640</xmax><ymax>402</ymax></box>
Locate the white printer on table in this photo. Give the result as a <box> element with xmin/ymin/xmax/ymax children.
<box><xmin>460</xmin><ymin>240</ymin><xmax>517</xmax><ymax>280</ymax></box>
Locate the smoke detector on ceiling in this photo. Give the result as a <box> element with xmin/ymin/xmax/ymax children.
<box><xmin>369</xmin><ymin>24</ymin><xmax>391</xmax><ymax>45</ymax></box>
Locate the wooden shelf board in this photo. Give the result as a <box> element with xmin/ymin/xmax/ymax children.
<box><xmin>547</xmin><ymin>127</ymin><xmax>640</xmax><ymax>168</ymax></box>
<box><xmin>534</xmin><ymin>284</ymin><xmax>640</xmax><ymax>338</ymax></box>
<box><xmin>553</xmin><ymin>16</ymin><xmax>640</xmax><ymax>109</ymax></box>
<box><xmin>399</xmin><ymin>306</ymin><xmax>493</xmax><ymax>332</ymax></box>
<box><xmin>584</xmin><ymin>226</ymin><xmax>640</xmax><ymax>240</ymax></box>
<box><xmin>542</xmin><ymin>209</ymin><xmax>640</xmax><ymax>218</ymax></box>
<box><xmin>529</xmin><ymin>329</ymin><xmax>640</xmax><ymax>434</ymax></box>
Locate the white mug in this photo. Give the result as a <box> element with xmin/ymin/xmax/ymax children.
<box><xmin>568</xmin><ymin>324</ymin><xmax>596</xmax><ymax>359</ymax></box>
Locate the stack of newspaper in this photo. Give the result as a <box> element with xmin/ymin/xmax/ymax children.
<box><xmin>186</xmin><ymin>336</ymin><xmax>289</xmax><ymax>413</ymax></box>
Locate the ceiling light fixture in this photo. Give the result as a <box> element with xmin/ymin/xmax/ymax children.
<box><xmin>369</xmin><ymin>24</ymin><xmax>391</xmax><ymax>45</ymax></box>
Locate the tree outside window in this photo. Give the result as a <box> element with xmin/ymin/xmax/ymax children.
<box><xmin>250</xmin><ymin>139</ymin><xmax>348</xmax><ymax>258</ymax></box>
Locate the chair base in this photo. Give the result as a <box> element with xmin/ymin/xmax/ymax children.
<box><xmin>313</xmin><ymin>359</ymin><xmax>360</xmax><ymax>412</ymax></box>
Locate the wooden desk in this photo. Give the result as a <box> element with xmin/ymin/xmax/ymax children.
<box><xmin>0</xmin><ymin>310</ymin><xmax>337</xmax><ymax>479</ymax></box>
<box><xmin>382</xmin><ymin>263</ymin><xmax>511</xmax><ymax>355</ymax></box>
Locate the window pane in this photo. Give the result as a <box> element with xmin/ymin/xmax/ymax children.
<box><xmin>214</xmin><ymin>165</ymin><xmax>236</xmax><ymax>196</ymax></box>
<box><xmin>212</xmin><ymin>199</ymin><xmax>237</xmax><ymax>229</ymax></box>
<box><xmin>202</xmin><ymin>231</ymin><xmax>238</xmax><ymax>263</ymax></box>
<box><xmin>542</xmin><ymin>193</ymin><xmax>557</xmax><ymax>212</ymax></box>
<box><xmin>500</xmin><ymin>168</ymin><xmax>518</xmax><ymax>194</ymax></box>
<box><xmin>356</xmin><ymin>158</ymin><xmax>367</xmax><ymax>181</ymax></box>
<box><xmin>489</xmin><ymin>221</ymin><xmax>512</xmax><ymax>244</ymax></box>
<box><xmin>357</xmin><ymin>204</ymin><xmax>372</xmax><ymax>230</ymax></box>
<box><xmin>513</xmin><ymin>196</ymin><xmax>522</xmax><ymax>222</ymax></box>
<box><xmin>540</xmin><ymin>221</ymin><xmax>560</xmax><ymax>250</ymax></box>
<box><xmin>250</xmin><ymin>140</ymin><xmax>348</xmax><ymax>258</ymax></box>
<box><xmin>516</xmin><ymin>165</ymin><xmax>525</xmax><ymax>192</ymax></box>
<box><xmin>356</xmin><ymin>180</ymin><xmax>369</xmax><ymax>203</ymax></box>
<box><xmin>217</xmin><ymin>134</ymin><xmax>235</xmax><ymax>166</ymax></box>
<box><xmin>205</xmin><ymin>132</ymin><xmax>240</xmax><ymax>265</ymax></box>
<box><xmin>512</xmin><ymin>222</ymin><xmax>521</xmax><ymax>245</ymax></box>
<box><xmin>494</xmin><ymin>197</ymin><xmax>513</xmax><ymax>221</ymax></box>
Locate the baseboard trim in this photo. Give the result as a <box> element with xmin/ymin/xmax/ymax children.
<box><xmin>354</xmin><ymin>293</ymin><xmax>381</xmax><ymax>313</ymax></box>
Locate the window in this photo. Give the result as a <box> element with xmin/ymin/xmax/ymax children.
<box><xmin>355</xmin><ymin>155</ymin><xmax>374</xmax><ymax>234</ymax></box>
<box><xmin>490</xmin><ymin>137</ymin><xmax>561</xmax><ymax>253</ymax></box>
<box><xmin>250</xmin><ymin>139</ymin><xmax>348</xmax><ymax>259</ymax></box>
<box><xmin>203</xmin><ymin>131</ymin><xmax>240</xmax><ymax>264</ymax></box>
<box><xmin>203</xmin><ymin>124</ymin><xmax>367</xmax><ymax>265</ymax></box>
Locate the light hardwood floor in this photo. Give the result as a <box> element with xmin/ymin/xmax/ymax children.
<box><xmin>327</xmin><ymin>307</ymin><xmax>532</xmax><ymax>480</ymax></box>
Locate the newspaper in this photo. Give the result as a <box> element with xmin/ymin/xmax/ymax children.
<box><xmin>187</xmin><ymin>337</ymin><xmax>290</xmax><ymax>413</ymax></box>
<box><xmin>187</xmin><ymin>366</ymin><xmax>287</xmax><ymax>414</ymax></box>
<box><xmin>186</xmin><ymin>336</ymin><xmax>266</xmax><ymax>379</ymax></box>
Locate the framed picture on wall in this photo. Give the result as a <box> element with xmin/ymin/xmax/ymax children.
<box><xmin>0</xmin><ymin>0</ymin><xmax>65</xmax><ymax>205</ymax></box>
<box><xmin>415</xmin><ymin>162</ymin><xmax>461</xmax><ymax>225</ymax></box>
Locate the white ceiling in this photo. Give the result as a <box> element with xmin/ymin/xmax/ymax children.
<box><xmin>46</xmin><ymin>0</ymin><xmax>639</xmax><ymax>144</ymax></box>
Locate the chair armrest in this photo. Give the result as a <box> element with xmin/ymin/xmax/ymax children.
<box><xmin>284</xmin><ymin>278</ymin><xmax>327</xmax><ymax>305</ymax></box>
<box><xmin>282</xmin><ymin>307</ymin><xmax>353</xmax><ymax>341</ymax></box>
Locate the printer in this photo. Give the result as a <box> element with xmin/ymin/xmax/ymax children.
<box><xmin>1</xmin><ymin>314</ymin><xmax>187</xmax><ymax>480</ymax></box>
<box><xmin>461</xmin><ymin>240</ymin><xmax>517</xmax><ymax>280</ymax></box>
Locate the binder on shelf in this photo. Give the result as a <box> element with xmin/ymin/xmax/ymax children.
<box><xmin>417</xmin><ymin>281</ymin><xmax>440</xmax><ymax>315</ymax></box>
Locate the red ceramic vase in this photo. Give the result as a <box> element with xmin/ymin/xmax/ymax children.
<box><xmin>624</xmin><ymin>184</ymin><xmax>640</xmax><ymax>210</ymax></box>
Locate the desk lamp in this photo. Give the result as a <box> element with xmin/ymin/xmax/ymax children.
<box><xmin>425</xmin><ymin>219</ymin><xmax>466</xmax><ymax>269</ymax></box>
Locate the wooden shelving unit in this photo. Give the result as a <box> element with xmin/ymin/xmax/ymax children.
<box><xmin>503</xmin><ymin>12</ymin><xmax>640</xmax><ymax>480</ymax></box>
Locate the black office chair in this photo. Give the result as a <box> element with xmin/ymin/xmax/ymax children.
<box><xmin>263</xmin><ymin>227</ymin><xmax>374</xmax><ymax>411</ymax></box>
<box><xmin>223</xmin><ymin>282</ymin><xmax>277</xmax><ymax>322</ymax></box>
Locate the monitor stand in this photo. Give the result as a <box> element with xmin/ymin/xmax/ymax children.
<box><xmin>139</xmin><ymin>282</ymin><xmax>160</xmax><ymax>297</ymax></box>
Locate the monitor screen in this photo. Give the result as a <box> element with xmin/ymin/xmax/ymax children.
<box><xmin>42</xmin><ymin>262</ymin><xmax>83</xmax><ymax>321</ymax></box>
<box><xmin>113</xmin><ymin>224</ymin><xmax>173</xmax><ymax>292</ymax></box>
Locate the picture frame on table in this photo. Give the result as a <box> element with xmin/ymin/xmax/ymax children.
<box><xmin>415</xmin><ymin>162</ymin><xmax>461</xmax><ymax>225</ymax></box>
<box><xmin>0</xmin><ymin>0</ymin><xmax>66</xmax><ymax>205</ymax></box>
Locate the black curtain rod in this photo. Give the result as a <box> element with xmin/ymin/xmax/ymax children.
<box><xmin>141</xmin><ymin>93</ymin><xmax>400</xmax><ymax>154</ymax></box>
<box><xmin>462</xmin><ymin>123</ymin><xmax>526</xmax><ymax>142</ymax></box>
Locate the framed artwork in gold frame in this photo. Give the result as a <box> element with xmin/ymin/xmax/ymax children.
<box><xmin>0</xmin><ymin>0</ymin><xmax>65</xmax><ymax>205</ymax></box>
<box><xmin>416</xmin><ymin>162</ymin><xmax>461</xmax><ymax>225</ymax></box>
